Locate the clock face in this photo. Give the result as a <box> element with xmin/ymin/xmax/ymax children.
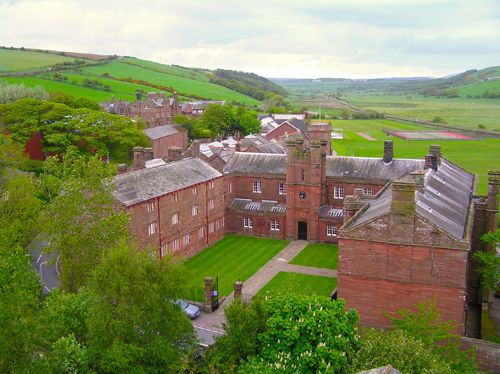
<box><xmin>299</xmin><ymin>191</ymin><xmax>307</xmax><ymax>199</ymax></box>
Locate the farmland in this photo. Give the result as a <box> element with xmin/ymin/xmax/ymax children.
<box><xmin>329</xmin><ymin>118</ymin><xmax>500</xmax><ymax>195</ymax></box>
<box><xmin>0</xmin><ymin>49</ymin><xmax>77</xmax><ymax>71</ymax></box>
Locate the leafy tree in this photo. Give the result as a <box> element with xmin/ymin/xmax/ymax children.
<box><xmin>201</xmin><ymin>104</ymin><xmax>235</xmax><ymax>137</ymax></box>
<box><xmin>474</xmin><ymin>229</ymin><xmax>500</xmax><ymax>290</ymax></box>
<box><xmin>238</xmin><ymin>110</ymin><xmax>260</xmax><ymax>136</ymax></box>
<box><xmin>387</xmin><ymin>299</ymin><xmax>478</xmax><ymax>372</ymax></box>
<box><xmin>39</xmin><ymin>153</ymin><xmax>129</xmax><ymax>291</ymax></box>
<box><xmin>0</xmin><ymin>82</ymin><xmax>49</xmax><ymax>103</ymax></box>
<box><xmin>349</xmin><ymin>328</ymin><xmax>452</xmax><ymax>373</ymax></box>
<box><xmin>85</xmin><ymin>241</ymin><xmax>196</xmax><ymax>373</ymax></box>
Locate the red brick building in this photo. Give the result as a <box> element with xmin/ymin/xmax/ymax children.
<box><xmin>102</xmin><ymin>92</ymin><xmax>179</xmax><ymax>126</ymax></box>
<box><xmin>143</xmin><ymin>125</ymin><xmax>188</xmax><ymax>158</ymax></box>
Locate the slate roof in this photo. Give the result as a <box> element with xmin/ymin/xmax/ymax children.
<box><xmin>224</xmin><ymin>152</ymin><xmax>286</xmax><ymax>175</ymax></box>
<box><xmin>143</xmin><ymin>125</ymin><xmax>179</xmax><ymax>140</ymax></box>
<box><xmin>326</xmin><ymin>156</ymin><xmax>424</xmax><ymax>180</ymax></box>
<box><xmin>346</xmin><ymin>158</ymin><xmax>474</xmax><ymax>240</ymax></box>
<box><xmin>240</xmin><ymin>135</ymin><xmax>285</xmax><ymax>154</ymax></box>
<box><xmin>113</xmin><ymin>158</ymin><xmax>222</xmax><ymax>206</ymax></box>
<box><xmin>319</xmin><ymin>206</ymin><xmax>344</xmax><ymax>219</ymax></box>
<box><xmin>229</xmin><ymin>198</ymin><xmax>286</xmax><ymax>214</ymax></box>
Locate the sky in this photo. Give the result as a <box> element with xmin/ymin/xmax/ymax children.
<box><xmin>1</xmin><ymin>0</ymin><xmax>499</xmax><ymax>79</ymax></box>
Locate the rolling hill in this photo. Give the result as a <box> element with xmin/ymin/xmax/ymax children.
<box><xmin>0</xmin><ymin>48</ymin><xmax>285</xmax><ymax>106</ymax></box>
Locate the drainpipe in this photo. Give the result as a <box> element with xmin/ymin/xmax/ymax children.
<box><xmin>205</xmin><ymin>182</ymin><xmax>209</xmax><ymax>247</ymax></box>
<box><xmin>157</xmin><ymin>197</ymin><xmax>162</xmax><ymax>258</ymax></box>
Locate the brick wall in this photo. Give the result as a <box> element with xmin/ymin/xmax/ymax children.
<box><xmin>326</xmin><ymin>180</ymin><xmax>386</xmax><ymax>207</ymax></box>
<box><xmin>338</xmin><ymin>238</ymin><xmax>468</xmax><ymax>332</ymax></box>
<box><xmin>231</xmin><ymin>175</ymin><xmax>286</xmax><ymax>202</ymax></box>
<box><xmin>461</xmin><ymin>337</ymin><xmax>500</xmax><ymax>372</ymax></box>
<box><xmin>264</xmin><ymin>122</ymin><xmax>299</xmax><ymax>141</ymax></box>
<box><xmin>225</xmin><ymin>211</ymin><xmax>286</xmax><ymax>239</ymax></box>
<box><xmin>152</xmin><ymin>131</ymin><xmax>188</xmax><ymax>158</ymax></box>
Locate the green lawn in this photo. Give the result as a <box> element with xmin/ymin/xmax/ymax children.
<box><xmin>290</xmin><ymin>243</ymin><xmax>339</xmax><ymax>270</ymax></box>
<box><xmin>182</xmin><ymin>235</ymin><xmax>288</xmax><ymax>301</ymax></box>
<box><xmin>329</xmin><ymin>118</ymin><xmax>500</xmax><ymax>195</ymax></box>
<box><xmin>256</xmin><ymin>272</ymin><xmax>337</xmax><ymax>298</ymax></box>
<box><xmin>0</xmin><ymin>49</ymin><xmax>76</xmax><ymax>71</ymax></box>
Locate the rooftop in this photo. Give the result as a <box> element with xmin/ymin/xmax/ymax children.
<box><xmin>143</xmin><ymin>125</ymin><xmax>179</xmax><ymax>140</ymax></box>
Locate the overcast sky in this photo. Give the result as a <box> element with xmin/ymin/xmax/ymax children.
<box><xmin>1</xmin><ymin>0</ymin><xmax>499</xmax><ymax>78</ymax></box>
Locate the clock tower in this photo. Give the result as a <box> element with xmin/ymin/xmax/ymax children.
<box><xmin>285</xmin><ymin>122</ymin><xmax>330</xmax><ymax>241</ymax></box>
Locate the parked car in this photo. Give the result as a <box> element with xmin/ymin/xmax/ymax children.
<box><xmin>176</xmin><ymin>299</ymin><xmax>201</xmax><ymax>319</ymax></box>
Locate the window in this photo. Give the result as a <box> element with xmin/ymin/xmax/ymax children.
<box><xmin>253</xmin><ymin>180</ymin><xmax>262</xmax><ymax>193</ymax></box>
<box><xmin>160</xmin><ymin>243</ymin><xmax>168</xmax><ymax>257</ymax></box>
<box><xmin>244</xmin><ymin>217</ymin><xmax>253</xmax><ymax>228</ymax></box>
<box><xmin>334</xmin><ymin>186</ymin><xmax>345</xmax><ymax>199</ymax></box>
<box><xmin>172</xmin><ymin>193</ymin><xmax>178</xmax><ymax>203</ymax></box>
<box><xmin>278</xmin><ymin>182</ymin><xmax>287</xmax><ymax>195</ymax></box>
<box><xmin>183</xmin><ymin>233</ymin><xmax>190</xmax><ymax>246</ymax></box>
<box><xmin>208</xmin><ymin>198</ymin><xmax>214</xmax><ymax>210</ymax></box>
<box><xmin>270</xmin><ymin>219</ymin><xmax>280</xmax><ymax>231</ymax></box>
<box><xmin>172</xmin><ymin>213</ymin><xmax>179</xmax><ymax>225</ymax></box>
<box><xmin>227</xmin><ymin>181</ymin><xmax>233</xmax><ymax>193</ymax></box>
<box><xmin>146</xmin><ymin>201</ymin><xmax>155</xmax><ymax>212</ymax></box>
<box><xmin>171</xmin><ymin>239</ymin><xmax>180</xmax><ymax>251</ymax></box>
<box><xmin>147</xmin><ymin>222</ymin><xmax>157</xmax><ymax>236</ymax></box>
<box><xmin>208</xmin><ymin>180</ymin><xmax>215</xmax><ymax>189</ymax></box>
<box><xmin>215</xmin><ymin>217</ymin><xmax>224</xmax><ymax>231</ymax></box>
<box><xmin>192</xmin><ymin>187</ymin><xmax>198</xmax><ymax>196</ymax></box>
<box><xmin>326</xmin><ymin>225</ymin><xmax>337</xmax><ymax>236</ymax></box>
<box><xmin>363</xmin><ymin>188</ymin><xmax>373</xmax><ymax>195</ymax></box>
<box><xmin>198</xmin><ymin>226</ymin><xmax>204</xmax><ymax>239</ymax></box>
<box><xmin>192</xmin><ymin>205</ymin><xmax>199</xmax><ymax>216</ymax></box>
<box><xmin>301</xmin><ymin>169</ymin><xmax>305</xmax><ymax>182</ymax></box>
<box><xmin>209</xmin><ymin>222</ymin><xmax>215</xmax><ymax>233</ymax></box>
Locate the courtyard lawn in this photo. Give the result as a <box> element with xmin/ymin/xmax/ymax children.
<box><xmin>182</xmin><ymin>235</ymin><xmax>288</xmax><ymax>301</ymax></box>
<box><xmin>289</xmin><ymin>243</ymin><xmax>339</xmax><ymax>270</ymax></box>
<box><xmin>256</xmin><ymin>272</ymin><xmax>337</xmax><ymax>298</ymax></box>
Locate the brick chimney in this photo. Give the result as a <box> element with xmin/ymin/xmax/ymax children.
<box><xmin>424</xmin><ymin>155</ymin><xmax>438</xmax><ymax>171</ymax></box>
<box><xmin>135</xmin><ymin>90</ymin><xmax>142</xmax><ymax>102</ymax></box>
<box><xmin>383</xmin><ymin>140</ymin><xmax>393</xmax><ymax>163</ymax></box>
<box><xmin>117</xmin><ymin>164</ymin><xmax>128</xmax><ymax>175</ymax></box>
<box><xmin>132</xmin><ymin>147</ymin><xmax>145</xmax><ymax>170</ymax></box>
<box><xmin>235</xmin><ymin>142</ymin><xmax>241</xmax><ymax>152</ymax></box>
<box><xmin>429</xmin><ymin>145</ymin><xmax>441</xmax><ymax>164</ymax></box>
<box><xmin>144</xmin><ymin>147</ymin><xmax>154</xmax><ymax>161</ymax></box>
<box><xmin>390</xmin><ymin>180</ymin><xmax>416</xmax><ymax>216</ymax></box>
<box><xmin>168</xmin><ymin>146</ymin><xmax>183</xmax><ymax>161</ymax></box>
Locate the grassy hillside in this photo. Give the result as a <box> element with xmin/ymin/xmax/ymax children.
<box><xmin>0</xmin><ymin>48</ymin><xmax>78</xmax><ymax>72</ymax></box>
<box><xmin>0</xmin><ymin>49</ymin><xmax>277</xmax><ymax>106</ymax></box>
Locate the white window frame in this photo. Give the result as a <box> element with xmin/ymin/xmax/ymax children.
<box><xmin>253</xmin><ymin>180</ymin><xmax>262</xmax><ymax>194</ymax></box>
<box><xmin>198</xmin><ymin>226</ymin><xmax>204</xmax><ymax>239</ymax></box>
<box><xmin>244</xmin><ymin>217</ymin><xmax>253</xmax><ymax>228</ymax></box>
<box><xmin>171</xmin><ymin>239</ymin><xmax>180</xmax><ymax>251</ymax></box>
<box><xmin>208</xmin><ymin>198</ymin><xmax>214</xmax><ymax>210</ymax></box>
<box><xmin>227</xmin><ymin>181</ymin><xmax>233</xmax><ymax>193</ymax></box>
<box><xmin>270</xmin><ymin>219</ymin><xmax>280</xmax><ymax>231</ymax></box>
<box><xmin>334</xmin><ymin>186</ymin><xmax>345</xmax><ymax>199</ymax></box>
<box><xmin>147</xmin><ymin>222</ymin><xmax>157</xmax><ymax>236</ymax></box>
<box><xmin>363</xmin><ymin>188</ymin><xmax>373</xmax><ymax>195</ymax></box>
<box><xmin>192</xmin><ymin>205</ymin><xmax>199</xmax><ymax>216</ymax></box>
<box><xmin>192</xmin><ymin>186</ymin><xmax>198</xmax><ymax>196</ymax></box>
<box><xmin>172</xmin><ymin>193</ymin><xmax>178</xmax><ymax>203</ymax></box>
<box><xmin>160</xmin><ymin>243</ymin><xmax>168</xmax><ymax>257</ymax></box>
<box><xmin>278</xmin><ymin>182</ymin><xmax>287</xmax><ymax>195</ymax></box>
<box><xmin>146</xmin><ymin>201</ymin><xmax>155</xmax><ymax>212</ymax></box>
<box><xmin>209</xmin><ymin>222</ymin><xmax>215</xmax><ymax>233</ymax></box>
<box><xmin>209</xmin><ymin>180</ymin><xmax>215</xmax><ymax>189</ymax></box>
<box><xmin>172</xmin><ymin>213</ymin><xmax>179</xmax><ymax>225</ymax></box>
<box><xmin>183</xmin><ymin>233</ymin><xmax>190</xmax><ymax>246</ymax></box>
<box><xmin>326</xmin><ymin>225</ymin><xmax>337</xmax><ymax>236</ymax></box>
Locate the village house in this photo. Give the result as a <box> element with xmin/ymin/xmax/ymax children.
<box><xmin>181</xmin><ymin>100</ymin><xmax>226</xmax><ymax>117</ymax></box>
<box><xmin>101</xmin><ymin>92</ymin><xmax>179</xmax><ymax>126</ymax></box>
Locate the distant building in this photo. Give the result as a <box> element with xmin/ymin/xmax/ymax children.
<box><xmin>143</xmin><ymin>125</ymin><xmax>188</xmax><ymax>159</ymax></box>
<box><xmin>101</xmin><ymin>92</ymin><xmax>179</xmax><ymax>127</ymax></box>
<box><xmin>181</xmin><ymin>100</ymin><xmax>226</xmax><ymax>117</ymax></box>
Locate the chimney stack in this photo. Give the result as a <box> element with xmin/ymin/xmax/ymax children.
<box><xmin>132</xmin><ymin>147</ymin><xmax>145</xmax><ymax>170</ymax></box>
<box><xmin>144</xmin><ymin>147</ymin><xmax>154</xmax><ymax>161</ymax></box>
<box><xmin>383</xmin><ymin>140</ymin><xmax>393</xmax><ymax>163</ymax></box>
<box><xmin>390</xmin><ymin>180</ymin><xmax>416</xmax><ymax>217</ymax></box>
<box><xmin>168</xmin><ymin>146</ymin><xmax>183</xmax><ymax>161</ymax></box>
<box><xmin>429</xmin><ymin>145</ymin><xmax>441</xmax><ymax>164</ymax></box>
<box><xmin>135</xmin><ymin>90</ymin><xmax>142</xmax><ymax>102</ymax></box>
<box><xmin>117</xmin><ymin>164</ymin><xmax>128</xmax><ymax>175</ymax></box>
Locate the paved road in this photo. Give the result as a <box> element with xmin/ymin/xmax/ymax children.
<box><xmin>194</xmin><ymin>325</ymin><xmax>224</xmax><ymax>347</ymax></box>
<box><xmin>29</xmin><ymin>240</ymin><xmax>60</xmax><ymax>294</ymax></box>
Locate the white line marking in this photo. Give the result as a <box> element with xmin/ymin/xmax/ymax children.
<box><xmin>193</xmin><ymin>326</ymin><xmax>224</xmax><ymax>335</ymax></box>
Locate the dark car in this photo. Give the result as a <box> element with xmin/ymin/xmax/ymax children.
<box><xmin>176</xmin><ymin>299</ymin><xmax>201</xmax><ymax>319</ymax></box>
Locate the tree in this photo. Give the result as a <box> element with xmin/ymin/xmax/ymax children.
<box><xmin>39</xmin><ymin>153</ymin><xmax>129</xmax><ymax>291</ymax></box>
<box><xmin>201</xmin><ymin>104</ymin><xmax>235</xmax><ymax>137</ymax></box>
<box><xmin>348</xmin><ymin>328</ymin><xmax>452</xmax><ymax>373</ymax></box>
<box><xmin>387</xmin><ymin>299</ymin><xmax>478</xmax><ymax>372</ymax></box>
<box><xmin>474</xmin><ymin>229</ymin><xmax>500</xmax><ymax>290</ymax></box>
<box><xmin>238</xmin><ymin>110</ymin><xmax>260</xmax><ymax>136</ymax></box>
<box><xmin>85</xmin><ymin>241</ymin><xmax>196</xmax><ymax>373</ymax></box>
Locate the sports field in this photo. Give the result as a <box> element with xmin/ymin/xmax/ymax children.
<box><xmin>329</xmin><ymin>118</ymin><xmax>500</xmax><ymax>195</ymax></box>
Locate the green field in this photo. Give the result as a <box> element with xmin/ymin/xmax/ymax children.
<box><xmin>182</xmin><ymin>235</ymin><xmax>288</xmax><ymax>301</ymax></box>
<box><xmin>290</xmin><ymin>243</ymin><xmax>339</xmax><ymax>270</ymax></box>
<box><xmin>122</xmin><ymin>57</ymin><xmax>209</xmax><ymax>82</ymax></box>
<box><xmin>329</xmin><ymin>118</ymin><xmax>500</xmax><ymax>195</ymax></box>
<box><xmin>343</xmin><ymin>93</ymin><xmax>500</xmax><ymax>131</ymax></box>
<box><xmin>458</xmin><ymin>80</ymin><xmax>500</xmax><ymax>97</ymax></box>
<box><xmin>82</xmin><ymin>61</ymin><xmax>259</xmax><ymax>105</ymax></box>
<box><xmin>0</xmin><ymin>49</ymin><xmax>77</xmax><ymax>72</ymax></box>
<box><xmin>256</xmin><ymin>272</ymin><xmax>337</xmax><ymax>298</ymax></box>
